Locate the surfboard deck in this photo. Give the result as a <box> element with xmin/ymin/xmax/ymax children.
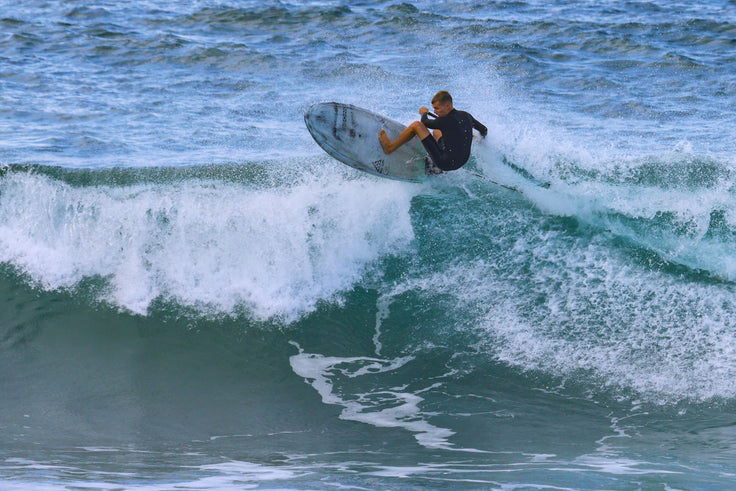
<box><xmin>304</xmin><ymin>102</ymin><xmax>428</xmax><ymax>182</ymax></box>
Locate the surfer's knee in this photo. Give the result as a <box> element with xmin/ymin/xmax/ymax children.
<box><xmin>410</xmin><ymin>121</ymin><xmax>430</xmax><ymax>139</ymax></box>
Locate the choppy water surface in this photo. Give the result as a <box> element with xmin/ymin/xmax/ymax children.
<box><xmin>2</xmin><ymin>1</ymin><xmax>736</xmax><ymax>488</ymax></box>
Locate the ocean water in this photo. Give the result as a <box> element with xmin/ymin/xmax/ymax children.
<box><xmin>2</xmin><ymin>0</ymin><xmax>736</xmax><ymax>489</ymax></box>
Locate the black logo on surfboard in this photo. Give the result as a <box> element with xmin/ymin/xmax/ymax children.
<box><xmin>371</xmin><ymin>159</ymin><xmax>387</xmax><ymax>174</ymax></box>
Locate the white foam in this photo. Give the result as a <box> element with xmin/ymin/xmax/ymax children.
<box><xmin>372</xmin><ymin>293</ymin><xmax>393</xmax><ymax>356</ymax></box>
<box><xmin>1</xmin><ymin>457</ymin><xmax>306</xmax><ymax>490</ymax></box>
<box><xmin>183</xmin><ymin>460</ymin><xmax>307</xmax><ymax>489</ymax></box>
<box><xmin>289</xmin><ymin>344</ymin><xmax>472</xmax><ymax>451</ymax></box>
<box><xmin>0</xmin><ymin>169</ymin><xmax>416</xmax><ymax>320</ymax></box>
<box><xmin>470</xmin><ymin>146</ymin><xmax>736</xmax><ymax>405</ymax></box>
<box><xmin>383</xmin><ymin>226</ymin><xmax>736</xmax><ymax>404</ymax></box>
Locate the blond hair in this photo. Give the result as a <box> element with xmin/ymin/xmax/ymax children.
<box><xmin>431</xmin><ymin>90</ymin><xmax>453</xmax><ymax>105</ymax></box>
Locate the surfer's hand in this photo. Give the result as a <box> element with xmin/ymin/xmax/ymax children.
<box><xmin>419</xmin><ymin>106</ymin><xmax>429</xmax><ymax>115</ymax></box>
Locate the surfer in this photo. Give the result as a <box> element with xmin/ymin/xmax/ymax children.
<box><xmin>379</xmin><ymin>91</ymin><xmax>487</xmax><ymax>172</ymax></box>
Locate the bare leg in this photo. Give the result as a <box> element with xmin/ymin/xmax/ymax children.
<box><xmin>379</xmin><ymin>121</ymin><xmax>430</xmax><ymax>154</ymax></box>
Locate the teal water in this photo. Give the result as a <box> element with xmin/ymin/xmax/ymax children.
<box><xmin>2</xmin><ymin>1</ymin><xmax>736</xmax><ymax>489</ymax></box>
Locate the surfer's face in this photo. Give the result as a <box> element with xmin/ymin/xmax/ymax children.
<box><xmin>432</xmin><ymin>100</ymin><xmax>452</xmax><ymax>117</ymax></box>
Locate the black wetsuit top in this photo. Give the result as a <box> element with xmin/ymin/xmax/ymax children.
<box><xmin>420</xmin><ymin>109</ymin><xmax>488</xmax><ymax>171</ymax></box>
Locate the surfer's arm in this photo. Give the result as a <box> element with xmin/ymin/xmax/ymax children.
<box><xmin>472</xmin><ymin>118</ymin><xmax>488</xmax><ymax>138</ymax></box>
<box><xmin>420</xmin><ymin>111</ymin><xmax>440</xmax><ymax>130</ymax></box>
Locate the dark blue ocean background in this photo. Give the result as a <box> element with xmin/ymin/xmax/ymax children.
<box><xmin>2</xmin><ymin>1</ymin><xmax>736</xmax><ymax>488</ymax></box>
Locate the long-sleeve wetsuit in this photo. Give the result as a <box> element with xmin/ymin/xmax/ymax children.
<box><xmin>420</xmin><ymin>109</ymin><xmax>488</xmax><ymax>171</ymax></box>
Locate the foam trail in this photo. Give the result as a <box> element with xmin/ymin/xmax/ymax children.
<box><xmin>372</xmin><ymin>293</ymin><xmax>393</xmax><ymax>356</ymax></box>
<box><xmin>474</xmin><ymin>132</ymin><xmax>736</xmax><ymax>281</ymax></box>
<box><xmin>289</xmin><ymin>341</ymin><xmax>493</xmax><ymax>452</ymax></box>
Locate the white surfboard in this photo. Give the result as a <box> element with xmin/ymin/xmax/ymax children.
<box><xmin>304</xmin><ymin>102</ymin><xmax>428</xmax><ymax>182</ymax></box>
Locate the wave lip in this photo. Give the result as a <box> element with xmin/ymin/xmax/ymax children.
<box><xmin>0</xmin><ymin>168</ymin><xmax>416</xmax><ymax>321</ymax></box>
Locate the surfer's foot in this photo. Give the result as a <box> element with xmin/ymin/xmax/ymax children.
<box><xmin>425</xmin><ymin>157</ymin><xmax>443</xmax><ymax>175</ymax></box>
<box><xmin>379</xmin><ymin>130</ymin><xmax>394</xmax><ymax>154</ymax></box>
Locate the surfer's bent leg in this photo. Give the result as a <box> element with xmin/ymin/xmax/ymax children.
<box><xmin>379</xmin><ymin>121</ymin><xmax>430</xmax><ymax>154</ymax></box>
<box><xmin>420</xmin><ymin>134</ymin><xmax>442</xmax><ymax>165</ymax></box>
